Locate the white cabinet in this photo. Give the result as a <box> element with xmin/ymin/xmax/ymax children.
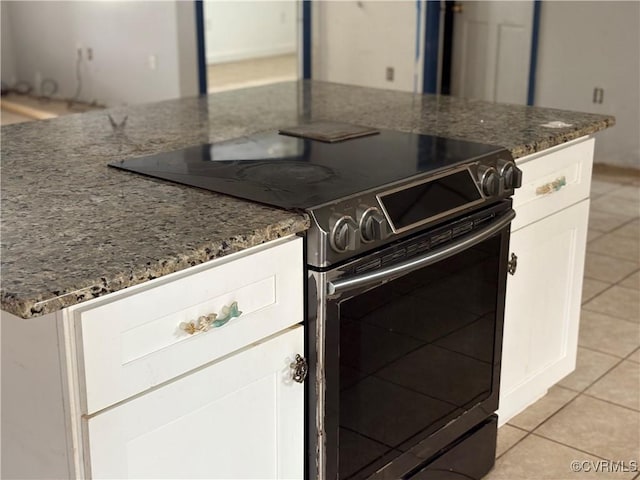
<box><xmin>498</xmin><ymin>137</ymin><xmax>593</xmax><ymax>423</ymax></box>
<box><xmin>0</xmin><ymin>236</ymin><xmax>305</xmax><ymax>480</ymax></box>
<box><xmin>74</xmin><ymin>236</ymin><xmax>305</xmax><ymax>479</ymax></box>
<box><xmin>499</xmin><ymin>201</ymin><xmax>588</xmax><ymax>421</ymax></box>
<box><xmin>74</xmin><ymin>236</ymin><xmax>303</xmax><ymax>414</ymax></box>
<box><xmin>86</xmin><ymin>325</ymin><xmax>304</xmax><ymax>480</ymax></box>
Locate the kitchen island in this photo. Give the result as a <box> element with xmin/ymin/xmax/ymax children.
<box><xmin>1</xmin><ymin>81</ymin><xmax>614</xmax><ymax>479</ymax></box>
<box><xmin>1</xmin><ymin>80</ymin><xmax>613</xmax><ymax>319</ymax></box>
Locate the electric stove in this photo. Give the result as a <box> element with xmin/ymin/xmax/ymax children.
<box><xmin>109</xmin><ymin>124</ymin><xmax>520</xmax><ymax>268</ymax></box>
<box><xmin>110</xmin><ymin>123</ymin><xmax>523</xmax><ymax>480</ymax></box>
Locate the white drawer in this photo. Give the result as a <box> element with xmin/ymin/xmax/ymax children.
<box><xmin>512</xmin><ymin>137</ymin><xmax>594</xmax><ymax>231</ymax></box>
<box><xmin>73</xmin><ymin>236</ymin><xmax>303</xmax><ymax>414</ymax></box>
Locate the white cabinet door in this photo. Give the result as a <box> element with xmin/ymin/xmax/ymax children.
<box><xmin>451</xmin><ymin>1</ymin><xmax>534</xmax><ymax>104</ymax></box>
<box><xmin>85</xmin><ymin>325</ymin><xmax>304</xmax><ymax>480</ymax></box>
<box><xmin>499</xmin><ymin>200</ymin><xmax>589</xmax><ymax>422</ymax></box>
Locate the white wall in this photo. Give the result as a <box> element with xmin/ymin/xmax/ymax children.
<box><xmin>535</xmin><ymin>1</ymin><xmax>640</xmax><ymax>168</ymax></box>
<box><xmin>204</xmin><ymin>1</ymin><xmax>297</xmax><ymax>64</ymax></box>
<box><xmin>1</xmin><ymin>1</ymin><xmax>198</xmax><ymax>107</ymax></box>
<box><xmin>1</xmin><ymin>2</ymin><xmax>17</xmax><ymax>85</ymax></box>
<box><xmin>312</xmin><ymin>1</ymin><xmax>425</xmax><ymax>93</ymax></box>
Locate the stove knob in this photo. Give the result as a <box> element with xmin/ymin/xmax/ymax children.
<box><xmin>478</xmin><ymin>165</ymin><xmax>499</xmax><ymax>197</ymax></box>
<box><xmin>329</xmin><ymin>214</ymin><xmax>360</xmax><ymax>253</ymax></box>
<box><xmin>359</xmin><ymin>207</ymin><xmax>390</xmax><ymax>243</ymax></box>
<box><xmin>497</xmin><ymin>159</ymin><xmax>522</xmax><ymax>190</ymax></box>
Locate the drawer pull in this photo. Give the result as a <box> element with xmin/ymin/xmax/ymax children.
<box><xmin>290</xmin><ymin>354</ymin><xmax>308</xmax><ymax>383</ymax></box>
<box><xmin>179</xmin><ymin>301</ymin><xmax>242</xmax><ymax>335</ymax></box>
<box><xmin>536</xmin><ymin>176</ymin><xmax>567</xmax><ymax>196</ymax></box>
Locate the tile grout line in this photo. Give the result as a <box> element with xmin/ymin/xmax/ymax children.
<box><xmin>576</xmin><ymin>343</ymin><xmax>634</xmax><ymax>361</ymax></box>
<box><xmin>525</xmin><ymin>355</ymin><xmax>625</xmax><ymax>431</ymax></box>
<box><xmin>573</xmin><ymin>344</ymin><xmax>631</xmax><ymax>393</ymax></box>
<box><xmin>581</xmin><ymin>258</ymin><xmax>640</xmax><ymax>324</ymax></box>
<box><xmin>581</xmin><ymin>304</ymin><xmax>640</xmax><ymax>326</ymax></box>
<box><xmin>581</xmin><ymin>280</ymin><xmax>617</xmax><ymax>304</ymax></box>
<box><xmin>497</xmin><ymin>388</ymin><xmax>584</xmax><ymax>460</ymax></box>
<box><xmin>617</xmin><ymin>267</ymin><xmax>640</xmax><ymax>283</ymax></box>
<box><xmin>498</xmin><ymin>383</ymin><xmax>632</xmax><ymax>465</ymax></box>
<box><xmin>582</xmin><ymin>279</ymin><xmax>638</xmax><ymax>298</ymax></box>
<box><xmin>523</xmin><ymin>352</ymin><xmax>639</xmax><ymax>460</ymax></box>
<box><xmin>496</xmin><ymin>429</ymin><xmax>532</xmax><ymax>460</ymax></box>
<box><xmin>625</xmin><ymin>346</ymin><xmax>640</xmax><ymax>363</ymax></box>
<box><xmin>584</xmin><ymin>249</ymin><xmax>640</xmax><ymax>264</ymax></box>
<box><xmin>529</xmin><ymin>431</ymin><xmax>617</xmax><ymax>463</ymax></box>
<box><xmin>579</xmin><ymin>391</ymin><xmax>640</xmax><ymax>413</ymax></box>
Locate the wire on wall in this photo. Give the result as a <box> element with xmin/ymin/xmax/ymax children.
<box><xmin>68</xmin><ymin>49</ymin><xmax>84</xmax><ymax>110</ymax></box>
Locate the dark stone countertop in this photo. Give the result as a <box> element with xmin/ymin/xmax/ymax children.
<box><xmin>0</xmin><ymin>81</ymin><xmax>614</xmax><ymax>318</ymax></box>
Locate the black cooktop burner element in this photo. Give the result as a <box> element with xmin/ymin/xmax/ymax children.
<box><xmin>109</xmin><ymin>128</ymin><xmax>506</xmax><ymax>210</ymax></box>
<box><xmin>236</xmin><ymin>161</ymin><xmax>336</xmax><ymax>186</ymax></box>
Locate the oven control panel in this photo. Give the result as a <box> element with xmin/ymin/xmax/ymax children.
<box><xmin>345</xmin><ymin>201</ymin><xmax>509</xmax><ymax>277</ymax></box>
<box><xmin>307</xmin><ymin>151</ymin><xmax>521</xmax><ymax>268</ymax></box>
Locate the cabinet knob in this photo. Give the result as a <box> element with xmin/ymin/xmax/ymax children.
<box><xmin>290</xmin><ymin>354</ymin><xmax>308</xmax><ymax>383</ymax></box>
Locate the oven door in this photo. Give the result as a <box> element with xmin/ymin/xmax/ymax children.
<box><xmin>308</xmin><ymin>202</ymin><xmax>514</xmax><ymax>480</ymax></box>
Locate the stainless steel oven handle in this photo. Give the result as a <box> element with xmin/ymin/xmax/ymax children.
<box><xmin>327</xmin><ymin>209</ymin><xmax>515</xmax><ymax>295</ymax></box>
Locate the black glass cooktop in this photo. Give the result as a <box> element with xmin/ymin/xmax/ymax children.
<box><xmin>109</xmin><ymin>129</ymin><xmax>505</xmax><ymax>210</ymax></box>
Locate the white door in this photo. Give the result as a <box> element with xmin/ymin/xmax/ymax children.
<box><xmin>451</xmin><ymin>1</ymin><xmax>534</xmax><ymax>104</ymax></box>
<box><xmin>499</xmin><ymin>200</ymin><xmax>589</xmax><ymax>422</ymax></box>
<box><xmin>85</xmin><ymin>325</ymin><xmax>305</xmax><ymax>480</ymax></box>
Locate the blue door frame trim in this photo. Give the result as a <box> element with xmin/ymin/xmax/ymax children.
<box><xmin>195</xmin><ymin>0</ymin><xmax>207</xmax><ymax>95</ymax></box>
<box><xmin>303</xmin><ymin>0</ymin><xmax>312</xmax><ymax>79</ymax></box>
<box><xmin>423</xmin><ymin>0</ymin><xmax>440</xmax><ymax>94</ymax></box>
<box><xmin>527</xmin><ymin>0</ymin><xmax>541</xmax><ymax>105</ymax></box>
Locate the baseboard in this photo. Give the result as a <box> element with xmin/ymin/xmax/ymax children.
<box><xmin>207</xmin><ymin>45</ymin><xmax>296</xmax><ymax>65</ymax></box>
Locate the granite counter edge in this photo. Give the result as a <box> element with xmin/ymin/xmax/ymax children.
<box><xmin>499</xmin><ymin>117</ymin><xmax>614</xmax><ymax>159</ymax></box>
<box><xmin>1</xmin><ymin>214</ymin><xmax>310</xmax><ymax>320</ymax></box>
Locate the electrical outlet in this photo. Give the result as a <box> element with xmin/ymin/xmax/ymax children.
<box><xmin>148</xmin><ymin>54</ymin><xmax>157</xmax><ymax>70</ymax></box>
<box><xmin>386</xmin><ymin>67</ymin><xmax>394</xmax><ymax>82</ymax></box>
<box><xmin>592</xmin><ymin>87</ymin><xmax>604</xmax><ymax>104</ymax></box>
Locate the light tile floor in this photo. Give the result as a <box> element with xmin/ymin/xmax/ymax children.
<box><xmin>488</xmin><ymin>168</ymin><xmax>640</xmax><ymax>480</ymax></box>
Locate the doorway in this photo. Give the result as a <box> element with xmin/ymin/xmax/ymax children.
<box><xmin>202</xmin><ymin>1</ymin><xmax>300</xmax><ymax>93</ymax></box>
<box><xmin>441</xmin><ymin>1</ymin><xmax>538</xmax><ymax>105</ymax></box>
